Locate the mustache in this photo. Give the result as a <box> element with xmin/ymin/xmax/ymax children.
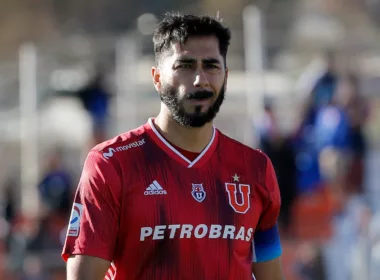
<box><xmin>186</xmin><ymin>90</ymin><xmax>214</xmax><ymax>100</ymax></box>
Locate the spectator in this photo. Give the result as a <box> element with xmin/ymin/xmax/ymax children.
<box><xmin>309</xmin><ymin>51</ymin><xmax>339</xmax><ymax>111</ymax></box>
<box><xmin>37</xmin><ymin>148</ymin><xmax>73</xmax><ymax>216</ymax></box>
<box><xmin>295</xmin><ymin>51</ymin><xmax>339</xmax><ymax>137</ymax></box>
<box><xmin>316</xmin><ymin>74</ymin><xmax>367</xmax><ymax>196</ymax></box>
<box><xmin>27</xmin><ymin>147</ymin><xmax>73</xmax><ymax>254</ymax></box>
<box><xmin>294</xmin><ymin>242</ymin><xmax>326</xmax><ymax>280</ymax></box>
<box><xmin>3</xmin><ymin>178</ymin><xmax>18</xmax><ymax>225</ymax></box>
<box><xmin>75</xmin><ymin>65</ymin><xmax>113</xmax><ymax>143</ymax></box>
<box><xmin>292</xmin><ymin>52</ymin><xmax>339</xmax><ymax>194</ymax></box>
<box><xmin>258</xmin><ymin>101</ymin><xmax>297</xmax><ymax>236</ymax></box>
<box><xmin>369</xmin><ymin>212</ymin><xmax>380</xmax><ymax>279</ymax></box>
<box><xmin>334</xmin><ymin>74</ymin><xmax>367</xmax><ymax>194</ymax></box>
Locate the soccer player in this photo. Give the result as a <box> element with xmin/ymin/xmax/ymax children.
<box><xmin>63</xmin><ymin>12</ymin><xmax>284</xmax><ymax>280</ymax></box>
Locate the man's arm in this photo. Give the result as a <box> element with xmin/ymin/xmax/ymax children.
<box><xmin>61</xmin><ymin>150</ymin><xmax>122</xmax><ymax>278</ymax></box>
<box><xmin>251</xmin><ymin>224</ymin><xmax>284</xmax><ymax>280</ymax></box>
<box><xmin>67</xmin><ymin>255</ymin><xmax>110</xmax><ymax>280</ymax></box>
<box><xmin>252</xmin><ymin>257</ymin><xmax>284</xmax><ymax>280</ymax></box>
<box><xmin>252</xmin><ymin>153</ymin><xmax>285</xmax><ymax>280</ymax></box>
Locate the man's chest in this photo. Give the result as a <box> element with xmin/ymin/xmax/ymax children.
<box><xmin>118</xmin><ymin>161</ymin><xmax>265</xmax><ymax>242</ymax></box>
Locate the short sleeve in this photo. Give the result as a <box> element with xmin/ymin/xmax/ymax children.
<box><xmin>252</xmin><ymin>155</ymin><xmax>282</xmax><ymax>262</ymax></box>
<box><xmin>62</xmin><ymin>150</ymin><xmax>121</xmax><ymax>262</ymax></box>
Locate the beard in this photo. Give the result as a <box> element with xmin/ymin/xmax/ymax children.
<box><xmin>159</xmin><ymin>82</ymin><xmax>226</xmax><ymax>128</ymax></box>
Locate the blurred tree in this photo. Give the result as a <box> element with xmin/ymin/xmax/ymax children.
<box><xmin>0</xmin><ymin>0</ymin><xmax>57</xmax><ymax>60</ymax></box>
<box><xmin>0</xmin><ymin>0</ymin><xmax>204</xmax><ymax>60</ymax></box>
<box><xmin>50</xmin><ymin>0</ymin><xmax>199</xmax><ymax>34</ymax></box>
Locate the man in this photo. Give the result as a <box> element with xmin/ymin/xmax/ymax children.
<box><xmin>63</xmin><ymin>12</ymin><xmax>284</xmax><ymax>280</ymax></box>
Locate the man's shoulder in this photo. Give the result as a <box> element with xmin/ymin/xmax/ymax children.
<box><xmin>91</xmin><ymin>124</ymin><xmax>148</xmax><ymax>160</ymax></box>
<box><xmin>218</xmin><ymin>131</ymin><xmax>268</xmax><ymax>162</ymax></box>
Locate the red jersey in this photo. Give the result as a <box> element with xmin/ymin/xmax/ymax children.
<box><xmin>62</xmin><ymin>118</ymin><xmax>282</xmax><ymax>280</ymax></box>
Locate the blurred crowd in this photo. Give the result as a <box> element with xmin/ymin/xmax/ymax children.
<box><xmin>0</xmin><ymin>67</ymin><xmax>112</xmax><ymax>280</ymax></box>
<box><xmin>0</xmin><ymin>51</ymin><xmax>379</xmax><ymax>279</ymax></box>
<box><xmin>256</xmin><ymin>52</ymin><xmax>380</xmax><ymax>280</ymax></box>
<box><xmin>1</xmin><ymin>148</ymin><xmax>73</xmax><ymax>279</ymax></box>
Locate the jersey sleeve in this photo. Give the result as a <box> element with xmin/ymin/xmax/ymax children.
<box><xmin>62</xmin><ymin>150</ymin><xmax>122</xmax><ymax>262</ymax></box>
<box><xmin>252</xmin><ymin>154</ymin><xmax>282</xmax><ymax>263</ymax></box>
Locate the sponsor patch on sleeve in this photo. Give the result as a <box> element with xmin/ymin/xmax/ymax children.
<box><xmin>67</xmin><ymin>203</ymin><xmax>84</xmax><ymax>237</ymax></box>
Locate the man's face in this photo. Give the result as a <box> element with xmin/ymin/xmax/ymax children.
<box><xmin>152</xmin><ymin>36</ymin><xmax>228</xmax><ymax>127</ymax></box>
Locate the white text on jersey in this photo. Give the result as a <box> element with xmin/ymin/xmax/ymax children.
<box><xmin>103</xmin><ymin>139</ymin><xmax>145</xmax><ymax>159</ymax></box>
<box><xmin>140</xmin><ymin>224</ymin><xmax>253</xmax><ymax>242</ymax></box>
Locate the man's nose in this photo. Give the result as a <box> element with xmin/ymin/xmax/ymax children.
<box><xmin>193</xmin><ymin>70</ymin><xmax>209</xmax><ymax>88</ymax></box>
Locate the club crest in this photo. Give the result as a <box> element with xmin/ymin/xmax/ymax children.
<box><xmin>191</xmin><ymin>183</ymin><xmax>206</xmax><ymax>202</ymax></box>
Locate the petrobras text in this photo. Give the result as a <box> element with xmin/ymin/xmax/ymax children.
<box><xmin>140</xmin><ymin>224</ymin><xmax>253</xmax><ymax>242</ymax></box>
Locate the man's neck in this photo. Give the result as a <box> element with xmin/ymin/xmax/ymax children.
<box><xmin>154</xmin><ymin>113</ymin><xmax>214</xmax><ymax>153</ymax></box>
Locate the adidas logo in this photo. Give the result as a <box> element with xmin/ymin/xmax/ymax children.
<box><xmin>144</xmin><ymin>180</ymin><xmax>167</xmax><ymax>196</ymax></box>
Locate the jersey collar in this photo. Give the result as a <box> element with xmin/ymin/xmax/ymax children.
<box><xmin>145</xmin><ymin>118</ymin><xmax>219</xmax><ymax>168</ymax></box>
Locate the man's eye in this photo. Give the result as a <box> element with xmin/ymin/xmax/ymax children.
<box><xmin>177</xmin><ymin>64</ymin><xmax>192</xmax><ymax>69</ymax></box>
<box><xmin>205</xmin><ymin>64</ymin><xmax>219</xmax><ymax>69</ymax></box>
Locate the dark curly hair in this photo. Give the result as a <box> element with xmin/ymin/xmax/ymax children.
<box><xmin>153</xmin><ymin>12</ymin><xmax>231</xmax><ymax>67</ymax></box>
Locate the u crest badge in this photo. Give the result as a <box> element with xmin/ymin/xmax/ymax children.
<box><xmin>225</xmin><ymin>183</ymin><xmax>251</xmax><ymax>214</ymax></box>
<box><xmin>191</xmin><ymin>183</ymin><xmax>206</xmax><ymax>202</ymax></box>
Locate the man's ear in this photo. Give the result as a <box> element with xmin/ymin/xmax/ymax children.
<box><xmin>224</xmin><ymin>67</ymin><xmax>228</xmax><ymax>90</ymax></box>
<box><xmin>152</xmin><ymin>66</ymin><xmax>161</xmax><ymax>92</ymax></box>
